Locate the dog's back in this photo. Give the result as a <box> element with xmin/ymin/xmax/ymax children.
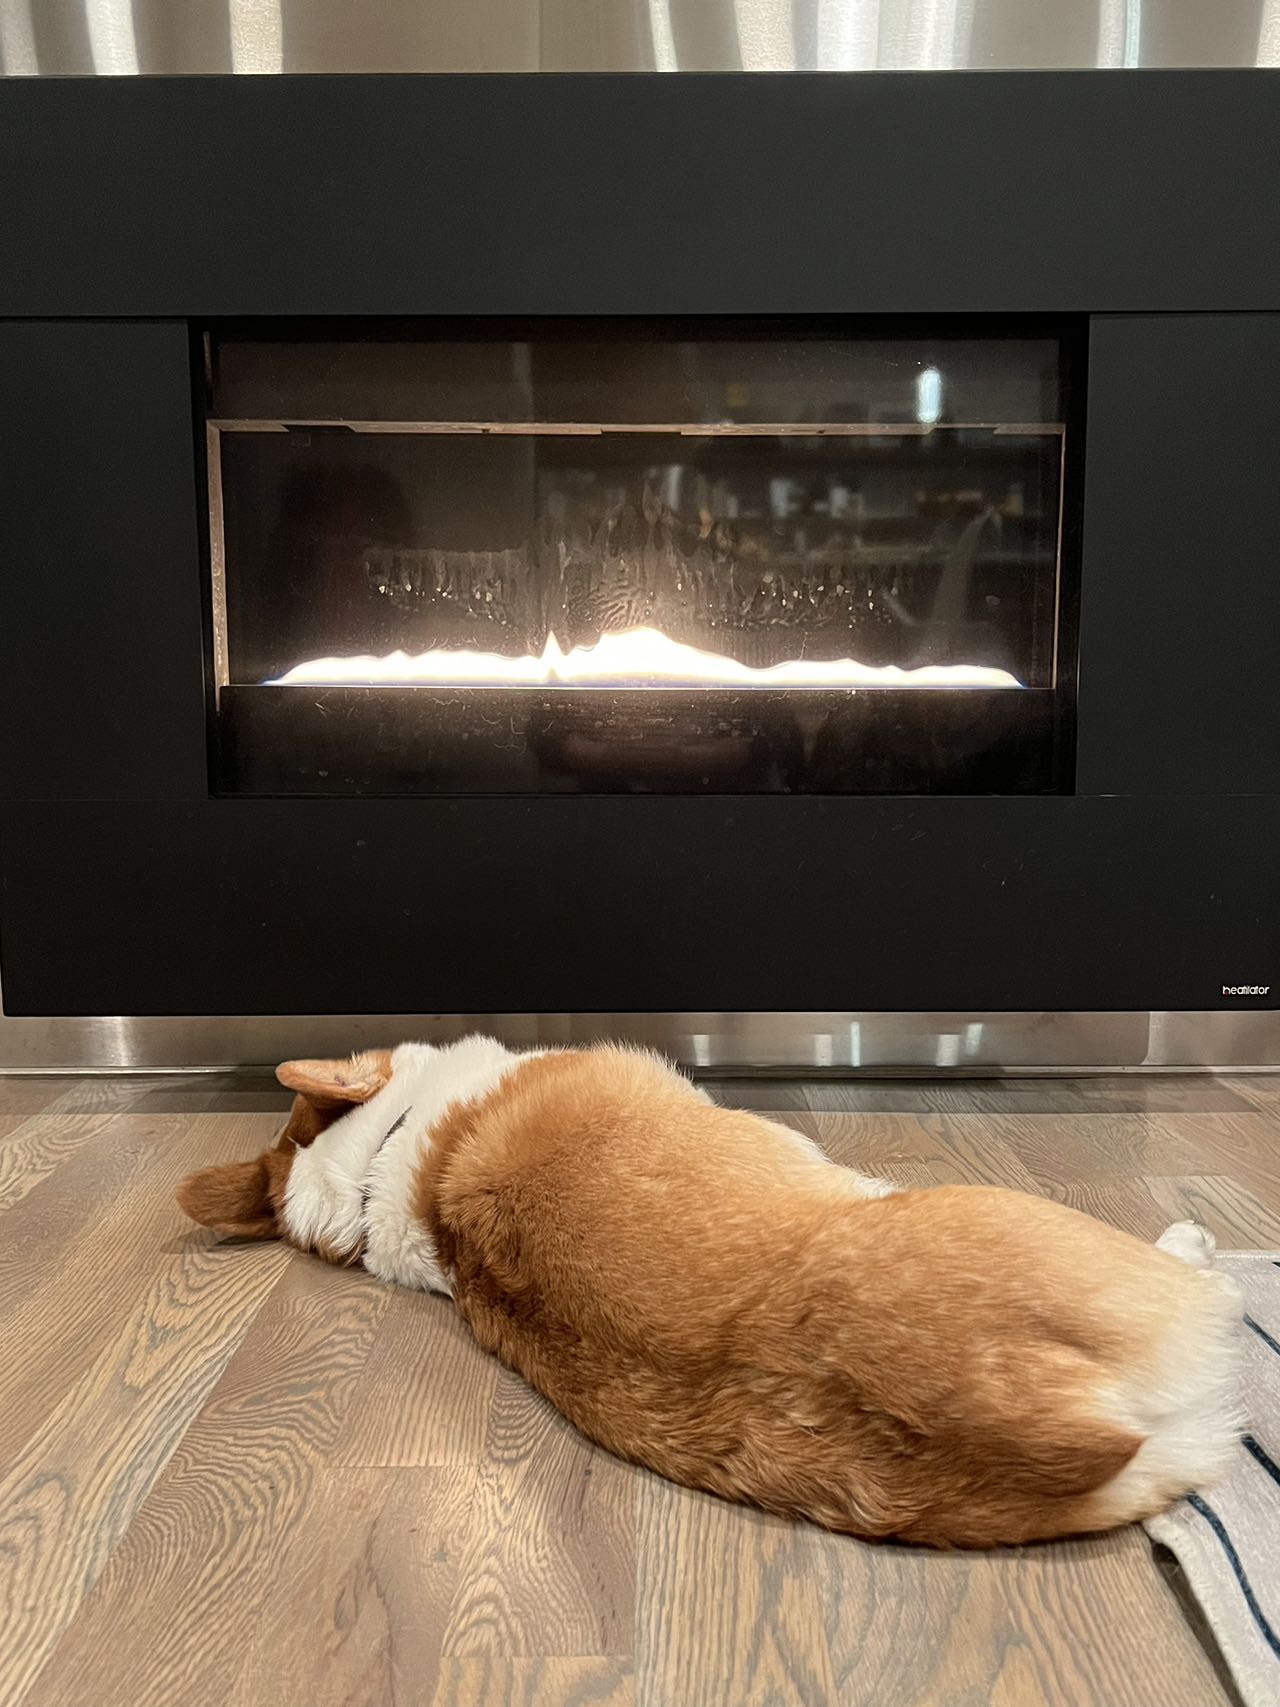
<box><xmin>417</xmin><ymin>1045</ymin><xmax>1242</xmax><ymax>1547</ymax></box>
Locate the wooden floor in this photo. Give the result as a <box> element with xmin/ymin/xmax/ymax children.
<box><xmin>4</xmin><ymin>1071</ymin><xmax>1280</xmax><ymax>1707</ymax></box>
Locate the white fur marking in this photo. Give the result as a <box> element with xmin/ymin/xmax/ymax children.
<box><xmin>283</xmin><ymin>1036</ymin><xmax>541</xmax><ymax>1296</ymax></box>
<box><xmin>1155</xmin><ymin>1220</ymin><xmax>1217</xmax><ymax>1267</ymax></box>
<box><xmin>1090</xmin><ymin>1226</ymin><xmax>1244</xmax><ymax>1522</ymax></box>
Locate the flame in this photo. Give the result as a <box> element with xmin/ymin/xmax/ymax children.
<box><xmin>267</xmin><ymin>627</ymin><xmax>1021</xmax><ymax>690</ymax></box>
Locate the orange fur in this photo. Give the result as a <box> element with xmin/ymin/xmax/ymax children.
<box><xmin>277</xmin><ymin>1050</ymin><xmax>392</xmax><ymax>1105</ymax></box>
<box><xmin>415</xmin><ymin>1048</ymin><xmax>1221</xmax><ymax>1547</ymax></box>
<box><xmin>175</xmin><ymin>1154</ymin><xmax>279</xmax><ymax>1241</ymax></box>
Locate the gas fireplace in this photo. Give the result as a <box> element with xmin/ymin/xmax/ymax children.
<box><xmin>209</xmin><ymin>321</ymin><xmax>1076</xmax><ymax>795</ymax></box>
<box><xmin>2</xmin><ymin>72</ymin><xmax>1276</xmax><ymax>1049</ymax></box>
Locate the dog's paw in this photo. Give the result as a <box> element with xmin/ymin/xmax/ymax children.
<box><xmin>1156</xmin><ymin>1220</ymin><xmax>1217</xmax><ymax>1267</ymax></box>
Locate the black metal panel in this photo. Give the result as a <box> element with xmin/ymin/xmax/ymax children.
<box><xmin>0</xmin><ymin>321</ymin><xmax>208</xmax><ymax>801</ymax></box>
<box><xmin>0</xmin><ymin>81</ymin><xmax>1277</xmax><ymax>1022</ymax></box>
<box><xmin>1077</xmin><ymin>315</ymin><xmax>1280</xmax><ymax>796</ymax></box>
<box><xmin>0</xmin><ymin>796</ymin><xmax>1276</xmax><ymax>1016</ymax></box>
<box><xmin>1</xmin><ymin>73</ymin><xmax>1278</xmax><ymax>319</ymax></box>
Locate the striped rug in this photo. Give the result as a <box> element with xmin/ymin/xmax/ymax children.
<box><xmin>1145</xmin><ymin>1253</ymin><xmax>1280</xmax><ymax>1707</ymax></box>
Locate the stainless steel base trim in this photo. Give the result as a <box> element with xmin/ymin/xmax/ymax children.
<box><xmin>0</xmin><ymin>1012</ymin><xmax>1276</xmax><ymax>1074</ymax></box>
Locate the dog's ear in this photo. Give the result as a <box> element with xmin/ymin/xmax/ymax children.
<box><xmin>177</xmin><ymin>1156</ymin><xmax>278</xmax><ymax>1240</ymax></box>
<box><xmin>276</xmin><ymin>1050</ymin><xmax>392</xmax><ymax>1106</ymax></box>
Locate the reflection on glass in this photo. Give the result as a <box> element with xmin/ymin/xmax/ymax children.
<box><xmin>220</xmin><ymin>425</ymin><xmax>1059</xmax><ymax>691</ymax></box>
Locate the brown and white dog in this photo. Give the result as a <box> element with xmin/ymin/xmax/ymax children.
<box><xmin>178</xmin><ymin>1038</ymin><xmax>1243</xmax><ymax>1547</ymax></box>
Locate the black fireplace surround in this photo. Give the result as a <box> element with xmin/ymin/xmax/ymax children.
<box><xmin>0</xmin><ymin>72</ymin><xmax>1278</xmax><ymax>1020</ymax></box>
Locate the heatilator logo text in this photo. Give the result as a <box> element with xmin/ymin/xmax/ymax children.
<box><xmin>1222</xmin><ymin>985</ymin><xmax>1270</xmax><ymax>996</ymax></box>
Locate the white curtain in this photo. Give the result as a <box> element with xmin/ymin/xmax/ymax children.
<box><xmin>647</xmin><ymin>0</ymin><xmax>679</xmax><ymax>69</ymax></box>
<box><xmin>1096</xmin><ymin>0</ymin><xmax>1142</xmax><ymax>67</ymax></box>
<box><xmin>0</xmin><ymin>0</ymin><xmax>37</xmax><ymax>75</ymax></box>
<box><xmin>1259</xmin><ymin>0</ymin><xmax>1280</xmax><ymax>65</ymax></box>
<box><xmin>734</xmin><ymin>0</ymin><xmax>796</xmax><ymax>69</ymax></box>
<box><xmin>86</xmin><ymin>0</ymin><xmax>139</xmax><ymax>73</ymax></box>
<box><xmin>816</xmin><ymin>0</ymin><xmax>972</xmax><ymax>71</ymax></box>
<box><xmin>816</xmin><ymin>0</ymin><xmax>880</xmax><ymax>68</ymax></box>
<box><xmin>230</xmin><ymin>0</ymin><xmax>284</xmax><ymax>73</ymax></box>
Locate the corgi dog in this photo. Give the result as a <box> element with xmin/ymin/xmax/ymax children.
<box><xmin>178</xmin><ymin>1039</ymin><xmax>1243</xmax><ymax>1548</ymax></box>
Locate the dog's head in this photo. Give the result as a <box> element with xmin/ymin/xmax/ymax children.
<box><xmin>176</xmin><ymin>1050</ymin><xmax>393</xmax><ymax>1245</ymax></box>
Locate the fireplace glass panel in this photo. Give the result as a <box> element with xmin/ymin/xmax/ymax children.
<box><xmin>207</xmin><ymin>321</ymin><xmax>1076</xmax><ymax>795</ymax></box>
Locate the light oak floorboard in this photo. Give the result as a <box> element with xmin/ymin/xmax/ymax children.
<box><xmin>440</xmin><ymin>1373</ymin><xmax>636</xmax><ymax>1660</ymax></box>
<box><xmin>24</xmin><ymin>1259</ymin><xmax>387</xmax><ymax>1707</ymax></box>
<box><xmin>334</xmin><ymin>1286</ymin><xmax>499</xmax><ymax>1469</ymax></box>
